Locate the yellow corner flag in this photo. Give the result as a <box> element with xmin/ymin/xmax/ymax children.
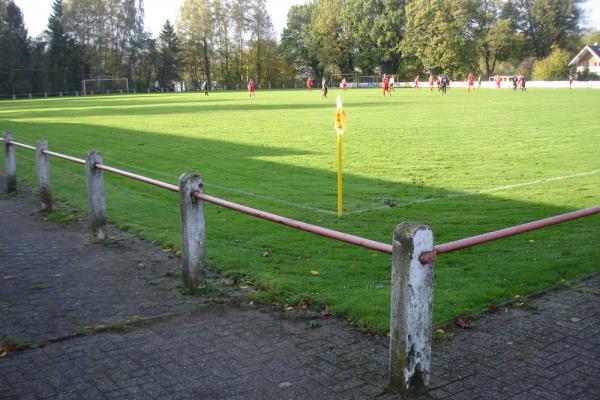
<box><xmin>335</xmin><ymin>96</ymin><xmax>346</xmax><ymax>217</ymax></box>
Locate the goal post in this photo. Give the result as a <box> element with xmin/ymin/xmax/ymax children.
<box><xmin>82</xmin><ymin>78</ymin><xmax>129</xmax><ymax>95</ymax></box>
<box><xmin>329</xmin><ymin>73</ymin><xmax>358</xmax><ymax>89</ymax></box>
<box><xmin>357</xmin><ymin>75</ymin><xmax>375</xmax><ymax>88</ymax></box>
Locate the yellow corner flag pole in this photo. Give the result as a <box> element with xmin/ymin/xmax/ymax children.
<box><xmin>335</xmin><ymin>96</ymin><xmax>346</xmax><ymax>217</ymax></box>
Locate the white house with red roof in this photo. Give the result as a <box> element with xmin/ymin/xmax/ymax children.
<box><xmin>569</xmin><ymin>44</ymin><xmax>600</xmax><ymax>75</ymax></box>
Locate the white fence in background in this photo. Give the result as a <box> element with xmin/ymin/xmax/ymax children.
<box><xmin>388</xmin><ymin>80</ymin><xmax>600</xmax><ymax>89</ymax></box>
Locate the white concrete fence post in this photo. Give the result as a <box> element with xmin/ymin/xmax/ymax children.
<box><xmin>85</xmin><ymin>151</ymin><xmax>107</xmax><ymax>240</ymax></box>
<box><xmin>389</xmin><ymin>222</ymin><xmax>435</xmax><ymax>396</ymax></box>
<box><xmin>179</xmin><ymin>173</ymin><xmax>207</xmax><ymax>291</ymax></box>
<box><xmin>3</xmin><ymin>132</ymin><xmax>17</xmax><ymax>192</ymax></box>
<box><xmin>35</xmin><ymin>140</ymin><xmax>52</xmax><ymax>212</ymax></box>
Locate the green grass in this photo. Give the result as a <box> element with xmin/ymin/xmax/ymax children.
<box><xmin>1</xmin><ymin>88</ymin><xmax>599</xmax><ymax>333</ymax></box>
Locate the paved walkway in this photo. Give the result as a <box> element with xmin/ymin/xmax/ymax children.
<box><xmin>1</xmin><ymin>187</ymin><xmax>599</xmax><ymax>399</ymax></box>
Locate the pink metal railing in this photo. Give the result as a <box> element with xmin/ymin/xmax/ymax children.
<box><xmin>2</xmin><ymin>136</ymin><xmax>599</xmax><ymax>261</ymax></box>
<box><xmin>419</xmin><ymin>205</ymin><xmax>600</xmax><ymax>264</ymax></box>
<box><xmin>1</xmin><ymin>137</ymin><xmax>392</xmax><ymax>253</ymax></box>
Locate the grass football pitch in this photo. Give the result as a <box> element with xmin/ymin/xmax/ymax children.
<box><xmin>1</xmin><ymin>87</ymin><xmax>599</xmax><ymax>333</ymax></box>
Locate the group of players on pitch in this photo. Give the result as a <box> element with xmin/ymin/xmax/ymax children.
<box><xmin>244</xmin><ymin>71</ymin><xmax>527</xmax><ymax>98</ymax></box>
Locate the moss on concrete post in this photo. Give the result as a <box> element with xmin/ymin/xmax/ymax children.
<box><xmin>35</xmin><ymin>140</ymin><xmax>52</xmax><ymax>212</ymax></box>
<box><xmin>179</xmin><ymin>173</ymin><xmax>207</xmax><ymax>291</ymax></box>
<box><xmin>85</xmin><ymin>151</ymin><xmax>107</xmax><ymax>240</ymax></box>
<box><xmin>389</xmin><ymin>222</ymin><xmax>434</xmax><ymax>396</ymax></box>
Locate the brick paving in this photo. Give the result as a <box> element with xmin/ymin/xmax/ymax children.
<box><xmin>1</xmin><ymin>185</ymin><xmax>599</xmax><ymax>399</ymax></box>
<box><xmin>0</xmin><ymin>193</ymin><xmax>242</xmax><ymax>344</ymax></box>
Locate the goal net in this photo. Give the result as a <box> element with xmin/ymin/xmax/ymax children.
<box><xmin>329</xmin><ymin>74</ymin><xmax>357</xmax><ymax>89</ymax></box>
<box><xmin>488</xmin><ymin>76</ymin><xmax>516</xmax><ymax>88</ymax></box>
<box><xmin>82</xmin><ymin>78</ymin><xmax>129</xmax><ymax>95</ymax></box>
<box><xmin>357</xmin><ymin>75</ymin><xmax>375</xmax><ymax>88</ymax></box>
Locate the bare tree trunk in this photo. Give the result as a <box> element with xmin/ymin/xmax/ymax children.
<box><xmin>203</xmin><ymin>37</ymin><xmax>211</xmax><ymax>88</ymax></box>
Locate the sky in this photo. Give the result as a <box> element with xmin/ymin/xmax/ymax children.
<box><xmin>13</xmin><ymin>0</ymin><xmax>311</xmax><ymax>38</ymax></box>
<box><xmin>12</xmin><ymin>0</ymin><xmax>600</xmax><ymax>40</ymax></box>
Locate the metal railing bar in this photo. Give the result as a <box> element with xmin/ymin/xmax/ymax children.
<box><xmin>193</xmin><ymin>192</ymin><xmax>394</xmax><ymax>254</ymax></box>
<box><xmin>42</xmin><ymin>149</ymin><xmax>86</xmax><ymax>165</ymax></box>
<box><xmin>4</xmin><ymin>137</ymin><xmax>598</xmax><ymax>260</ymax></box>
<box><xmin>5</xmin><ymin>140</ymin><xmax>36</xmax><ymax>151</ymax></box>
<box><xmin>1</xmin><ymin>138</ymin><xmax>390</xmax><ymax>253</ymax></box>
<box><xmin>94</xmin><ymin>163</ymin><xmax>179</xmax><ymax>192</ymax></box>
<box><xmin>419</xmin><ymin>205</ymin><xmax>600</xmax><ymax>263</ymax></box>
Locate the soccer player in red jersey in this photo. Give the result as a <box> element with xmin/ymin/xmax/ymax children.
<box><xmin>382</xmin><ymin>74</ymin><xmax>389</xmax><ymax>96</ymax></box>
<box><xmin>248</xmin><ymin>79</ymin><xmax>255</xmax><ymax>98</ymax></box>
<box><xmin>467</xmin><ymin>72</ymin><xmax>475</xmax><ymax>94</ymax></box>
<box><xmin>429</xmin><ymin>74</ymin><xmax>435</xmax><ymax>91</ymax></box>
<box><xmin>341</xmin><ymin>76</ymin><xmax>347</xmax><ymax>92</ymax></box>
<box><xmin>495</xmin><ymin>74</ymin><xmax>502</xmax><ymax>90</ymax></box>
<box><xmin>306</xmin><ymin>77</ymin><xmax>313</xmax><ymax>92</ymax></box>
<box><xmin>414</xmin><ymin>75</ymin><xmax>420</xmax><ymax>89</ymax></box>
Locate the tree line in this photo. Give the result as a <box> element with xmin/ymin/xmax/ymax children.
<box><xmin>1</xmin><ymin>0</ymin><xmax>599</xmax><ymax>95</ymax></box>
<box><xmin>0</xmin><ymin>0</ymin><xmax>291</xmax><ymax>94</ymax></box>
<box><xmin>282</xmin><ymin>0</ymin><xmax>599</xmax><ymax>81</ymax></box>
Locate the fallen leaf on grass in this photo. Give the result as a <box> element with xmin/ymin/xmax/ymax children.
<box><xmin>455</xmin><ymin>317</ymin><xmax>472</xmax><ymax>329</ymax></box>
<box><xmin>319</xmin><ymin>302</ymin><xmax>331</xmax><ymax>317</ymax></box>
<box><xmin>299</xmin><ymin>298</ymin><xmax>311</xmax><ymax>310</ymax></box>
<box><xmin>262</xmin><ymin>250</ymin><xmax>271</xmax><ymax>257</ymax></box>
<box><xmin>513</xmin><ymin>295</ymin><xmax>525</xmax><ymax>307</ymax></box>
<box><xmin>309</xmin><ymin>270</ymin><xmax>320</xmax><ymax>276</ymax></box>
<box><xmin>435</xmin><ymin>328</ymin><xmax>446</xmax><ymax>335</ymax></box>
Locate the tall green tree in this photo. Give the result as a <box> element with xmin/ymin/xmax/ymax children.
<box><xmin>473</xmin><ymin>0</ymin><xmax>515</xmax><ymax>77</ymax></box>
<box><xmin>231</xmin><ymin>0</ymin><xmax>250</xmax><ymax>84</ymax></box>
<box><xmin>481</xmin><ymin>18</ymin><xmax>515</xmax><ymax>77</ymax></box>
<box><xmin>311</xmin><ymin>0</ymin><xmax>352</xmax><ymax>74</ymax></box>
<box><xmin>213</xmin><ymin>0</ymin><xmax>233</xmax><ymax>88</ymax></box>
<box><xmin>134</xmin><ymin>34</ymin><xmax>160</xmax><ymax>87</ymax></box>
<box><xmin>46</xmin><ymin>0</ymin><xmax>71</xmax><ymax>91</ymax></box>
<box><xmin>402</xmin><ymin>0</ymin><xmax>479</xmax><ymax>76</ymax></box>
<box><xmin>280</xmin><ymin>2</ymin><xmax>321</xmax><ymax>78</ymax></box>
<box><xmin>62</xmin><ymin>0</ymin><xmax>146</xmax><ymax>80</ymax></box>
<box><xmin>178</xmin><ymin>0</ymin><xmax>214</xmax><ymax>87</ymax></box>
<box><xmin>120</xmin><ymin>0</ymin><xmax>147</xmax><ymax>83</ymax></box>
<box><xmin>533</xmin><ymin>44</ymin><xmax>571</xmax><ymax>79</ymax></box>
<box><xmin>0</xmin><ymin>0</ymin><xmax>31</xmax><ymax>93</ymax></box>
<box><xmin>342</xmin><ymin>0</ymin><xmax>405</xmax><ymax>74</ymax></box>
<box><xmin>248</xmin><ymin>0</ymin><xmax>273</xmax><ymax>86</ymax></box>
<box><xmin>158</xmin><ymin>19</ymin><xmax>181</xmax><ymax>85</ymax></box>
<box><xmin>502</xmin><ymin>0</ymin><xmax>582</xmax><ymax>58</ymax></box>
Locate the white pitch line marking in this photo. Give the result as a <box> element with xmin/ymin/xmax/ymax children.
<box><xmin>346</xmin><ymin>169</ymin><xmax>600</xmax><ymax>215</ymax></box>
<box><xmin>26</xmin><ymin>144</ymin><xmax>337</xmax><ymax>215</ymax></box>
<box><xmin>13</xmin><ymin>142</ymin><xmax>600</xmax><ymax>217</ymax></box>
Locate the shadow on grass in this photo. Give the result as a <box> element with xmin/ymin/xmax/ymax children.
<box><xmin>0</xmin><ymin>93</ymin><xmax>403</xmax><ymax>119</ymax></box>
<box><xmin>1</xmin><ymin>118</ymin><xmax>598</xmax><ymax>332</ymax></box>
